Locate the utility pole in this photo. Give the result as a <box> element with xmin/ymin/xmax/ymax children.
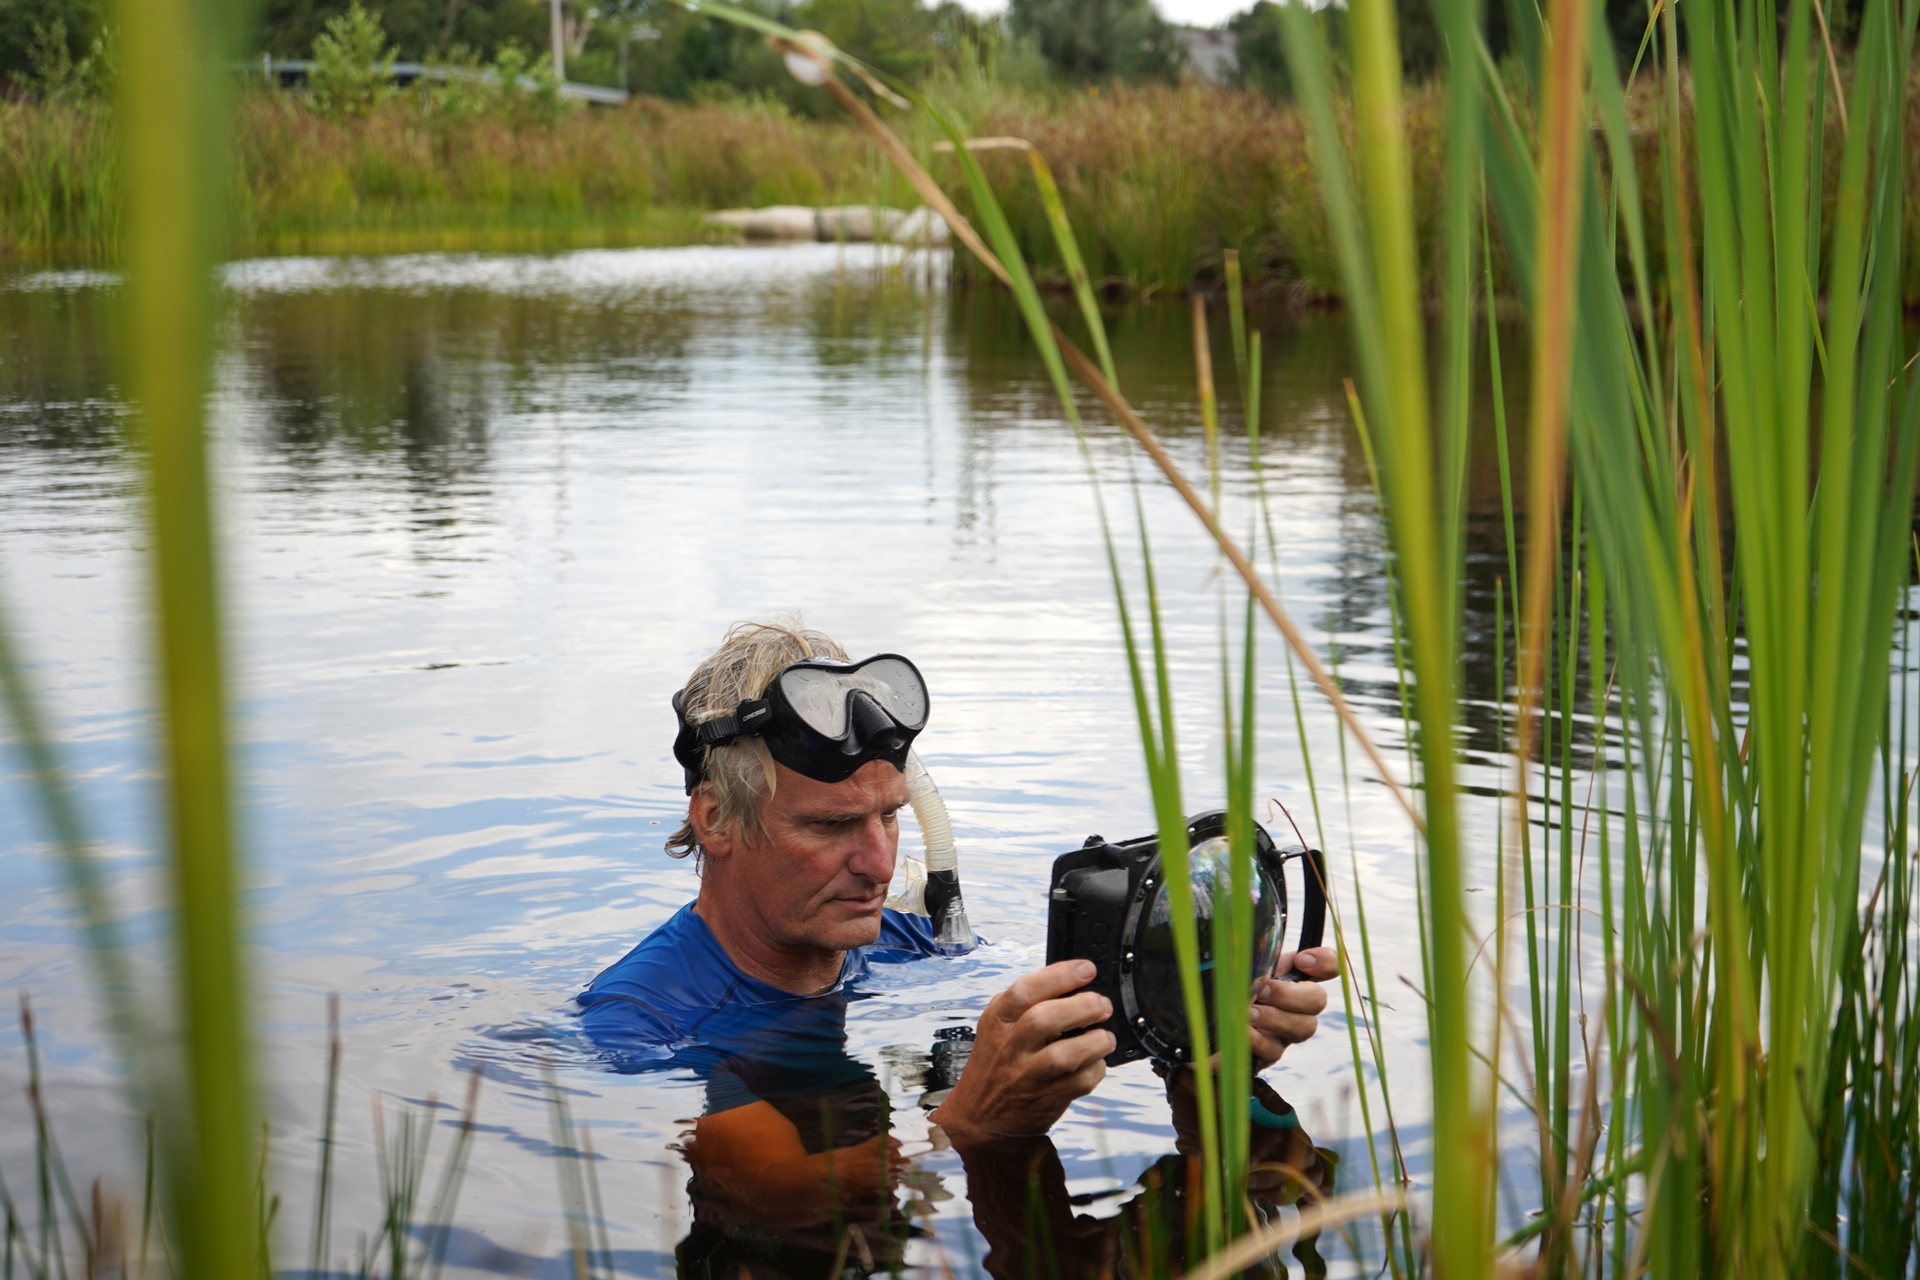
<box><xmin>549</xmin><ymin>0</ymin><xmax>566</xmax><ymax>81</ymax></box>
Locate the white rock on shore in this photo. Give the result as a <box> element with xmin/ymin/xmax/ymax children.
<box><xmin>703</xmin><ymin>204</ymin><xmax>950</xmax><ymax>246</ymax></box>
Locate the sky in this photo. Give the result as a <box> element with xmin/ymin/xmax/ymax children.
<box><xmin>953</xmin><ymin>0</ymin><xmax>1250</xmax><ymax>30</ymax></box>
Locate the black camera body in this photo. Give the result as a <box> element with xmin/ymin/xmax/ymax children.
<box><xmin>1044</xmin><ymin>811</ymin><xmax>1327</xmax><ymax>1068</ymax></box>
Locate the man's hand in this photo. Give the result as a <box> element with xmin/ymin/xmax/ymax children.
<box><xmin>931</xmin><ymin>960</ymin><xmax>1115</xmax><ymax>1140</ymax></box>
<box><xmin>1250</xmin><ymin>945</ymin><xmax>1340</xmax><ymax>1071</ymax></box>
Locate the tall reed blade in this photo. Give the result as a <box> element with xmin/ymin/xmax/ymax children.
<box><xmin>113</xmin><ymin>0</ymin><xmax>255</xmax><ymax>1272</ymax></box>
<box><xmin>1281</xmin><ymin>0</ymin><xmax>1484</xmax><ymax>1268</ymax></box>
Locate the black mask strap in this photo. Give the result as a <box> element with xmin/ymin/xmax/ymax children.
<box><xmin>697</xmin><ymin>699</ymin><xmax>773</xmax><ymax>748</ymax></box>
<box><xmin>672</xmin><ymin>691</ymin><xmax>778</xmax><ymax>793</ymax></box>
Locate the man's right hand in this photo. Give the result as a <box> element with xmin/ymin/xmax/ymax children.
<box><xmin>930</xmin><ymin>960</ymin><xmax>1115</xmax><ymax>1140</ymax></box>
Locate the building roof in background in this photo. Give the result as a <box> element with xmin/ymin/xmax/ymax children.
<box><xmin>1173</xmin><ymin>27</ymin><xmax>1237</xmax><ymax>83</ymax></box>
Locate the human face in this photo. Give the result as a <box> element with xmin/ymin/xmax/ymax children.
<box><xmin>715</xmin><ymin>758</ymin><xmax>907</xmax><ymax>954</ymax></box>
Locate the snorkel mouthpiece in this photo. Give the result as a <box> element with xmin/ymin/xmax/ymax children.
<box><xmin>906</xmin><ymin>755</ymin><xmax>974</xmax><ymax>955</ymax></box>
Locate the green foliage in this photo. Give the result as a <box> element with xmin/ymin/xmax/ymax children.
<box><xmin>1006</xmin><ymin>0</ymin><xmax>1184</xmax><ymax>83</ymax></box>
<box><xmin>256</xmin><ymin>0</ymin><xmax>547</xmax><ymax>63</ymax></box>
<box><xmin>0</xmin><ymin>0</ymin><xmax>100</xmax><ymax>86</ymax></box>
<box><xmin>413</xmin><ymin>40</ymin><xmax>575</xmax><ymax>128</ymax></box>
<box><xmin>18</xmin><ymin>18</ymin><xmax>115</xmax><ymax>102</ymax></box>
<box><xmin>479</xmin><ymin>41</ymin><xmax>575</xmax><ymax>128</ymax></box>
<box><xmin>618</xmin><ymin>5</ymin><xmax>789</xmax><ymax>103</ymax></box>
<box><xmin>802</xmin><ymin>0</ymin><xmax>946</xmax><ymax>81</ymax></box>
<box><xmin>112</xmin><ymin>0</ymin><xmax>258</xmax><ymax>1269</ymax></box>
<box><xmin>1228</xmin><ymin>2</ymin><xmax>1344</xmax><ymax>98</ymax></box>
<box><xmin>308</xmin><ymin>1</ymin><xmax>396</xmax><ymax>118</ymax></box>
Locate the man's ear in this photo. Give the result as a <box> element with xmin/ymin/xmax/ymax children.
<box><xmin>688</xmin><ymin>785</ymin><xmax>735</xmax><ymax>860</ymax></box>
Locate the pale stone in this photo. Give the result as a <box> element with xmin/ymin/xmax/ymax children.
<box><xmin>742</xmin><ymin>206</ymin><xmax>824</xmax><ymax>240</ymax></box>
<box><xmin>894</xmin><ymin>206</ymin><xmax>951</xmax><ymax>246</ymax></box>
<box><xmin>815</xmin><ymin>205</ymin><xmax>910</xmax><ymax>241</ymax></box>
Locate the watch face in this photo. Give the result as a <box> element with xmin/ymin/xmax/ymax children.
<box><xmin>1128</xmin><ymin>836</ymin><xmax>1284</xmax><ymax>1057</ymax></box>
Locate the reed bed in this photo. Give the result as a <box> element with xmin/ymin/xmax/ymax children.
<box><xmin>0</xmin><ymin>90</ymin><xmax>893</xmax><ymax>261</ymax></box>
<box><xmin>232</xmin><ymin>92</ymin><xmax>893</xmax><ymax>257</ymax></box>
<box><xmin>5</xmin><ymin>72</ymin><xmax>1918</xmax><ymax>300</ymax></box>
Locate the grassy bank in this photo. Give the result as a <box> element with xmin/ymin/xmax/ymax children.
<box><xmin>9</xmin><ymin>75</ymin><xmax>1920</xmax><ymax>298</ymax></box>
<box><xmin>0</xmin><ymin>90</ymin><xmax>900</xmax><ymax>261</ymax></box>
<box><xmin>10</xmin><ymin>82</ymin><xmax>1366</xmax><ymax>277</ymax></box>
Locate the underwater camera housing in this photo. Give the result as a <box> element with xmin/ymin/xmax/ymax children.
<box><xmin>1045</xmin><ymin>812</ymin><xmax>1327</xmax><ymax>1068</ymax></box>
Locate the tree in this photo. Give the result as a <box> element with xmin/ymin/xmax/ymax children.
<box><xmin>1007</xmin><ymin>0</ymin><xmax>1183</xmax><ymax>83</ymax></box>
<box><xmin>0</xmin><ymin>0</ymin><xmax>101</xmax><ymax>87</ymax></box>
<box><xmin>256</xmin><ymin>0</ymin><xmax>546</xmax><ymax>62</ymax></box>
<box><xmin>308</xmin><ymin>1</ymin><xmax>397</xmax><ymax>116</ymax></box>
<box><xmin>1227</xmin><ymin>0</ymin><xmax>1343</xmax><ymax>98</ymax></box>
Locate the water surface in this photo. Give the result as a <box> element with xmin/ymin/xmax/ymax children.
<box><xmin>1</xmin><ymin>242</ymin><xmax>1541</xmax><ymax>1275</ymax></box>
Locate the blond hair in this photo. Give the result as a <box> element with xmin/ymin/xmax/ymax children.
<box><xmin>665</xmin><ymin>619</ymin><xmax>849</xmax><ymax>859</ymax></box>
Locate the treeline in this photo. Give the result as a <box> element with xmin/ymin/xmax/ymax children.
<box><xmin>6</xmin><ymin>0</ymin><xmax>1843</xmax><ymax>108</ymax></box>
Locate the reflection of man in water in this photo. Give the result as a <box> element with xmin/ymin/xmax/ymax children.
<box><xmin>575</xmin><ymin>620</ymin><xmax>1339</xmax><ymax>1276</ymax></box>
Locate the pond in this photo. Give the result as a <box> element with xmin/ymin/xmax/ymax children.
<box><xmin>0</xmin><ymin>243</ymin><xmax>1542</xmax><ymax>1276</ymax></box>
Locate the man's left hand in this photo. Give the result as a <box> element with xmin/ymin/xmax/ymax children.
<box><xmin>1249</xmin><ymin>946</ymin><xmax>1339</xmax><ymax>1071</ymax></box>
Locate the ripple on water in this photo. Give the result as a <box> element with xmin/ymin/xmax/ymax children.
<box><xmin>1</xmin><ymin>243</ymin><xmax>1455</xmax><ymax>1274</ymax></box>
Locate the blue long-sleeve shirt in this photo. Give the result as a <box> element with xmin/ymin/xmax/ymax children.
<box><xmin>575</xmin><ymin>903</ymin><xmax>945</xmax><ymax>1124</ymax></box>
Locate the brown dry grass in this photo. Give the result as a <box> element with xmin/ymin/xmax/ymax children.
<box><xmin>5</xmin><ymin>77</ymin><xmax>1920</xmax><ymax>303</ymax></box>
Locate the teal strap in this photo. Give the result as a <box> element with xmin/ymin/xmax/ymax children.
<box><xmin>1249</xmin><ymin>1095</ymin><xmax>1299</xmax><ymax>1130</ymax></box>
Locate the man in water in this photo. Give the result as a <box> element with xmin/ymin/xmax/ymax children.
<box><xmin>577</xmin><ymin>620</ymin><xmax>1337</xmax><ymax>1273</ymax></box>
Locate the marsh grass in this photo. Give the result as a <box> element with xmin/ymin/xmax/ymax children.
<box><xmin>0</xmin><ymin>991</ymin><xmax>504</xmax><ymax>1280</ymax></box>
<box><xmin>1285</xmin><ymin>0</ymin><xmax>1920</xmax><ymax>1273</ymax></box>
<box><xmin>19</xmin><ymin>72</ymin><xmax>1920</xmax><ymax>302</ymax></box>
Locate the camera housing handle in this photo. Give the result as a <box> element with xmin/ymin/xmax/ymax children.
<box><xmin>1276</xmin><ymin>846</ymin><xmax>1328</xmax><ymax>982</ymax></box>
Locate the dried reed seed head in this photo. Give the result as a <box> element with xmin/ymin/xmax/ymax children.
<box><xmin>664</xmin><ymin>618</ymin><xmax>850</xmax><ymax>861</ymax></box>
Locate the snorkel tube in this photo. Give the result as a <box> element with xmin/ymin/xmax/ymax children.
<box><xmin>904</xmin><ymin>752</ymin><xmax>974</xmax><ymax>955</ymax></box>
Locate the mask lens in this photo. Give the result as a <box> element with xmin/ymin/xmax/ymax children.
<box><xmin>848</xmin><ymin>657</ymin><xmax>927</xmax><ymax>730</ymax></box>
<box><xmin>777</xmin><ymin>657</ymin><xmax>929</xmax><ymax>741</ymax></box>
<box><xmin>779</xmin><ymin>666</ymin><xmax>851</xmax><ymax>737</ymax></box>
<box><xmin>1130</xmin><ymin>836</ymin><xmax>1281</xmax><ymax>1054</ymax></box>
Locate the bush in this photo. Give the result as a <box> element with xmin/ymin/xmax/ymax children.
<box><xmin>17</xmin><ymin>17</ymin><xmax>114</xmax><ymax>103</ymax></box>
<box><xmin>308</xmin><ymin>2</ymin><xmax>396</xmax><ymax>119</ymax></box>
<box><xmin>0</xmin><ymin>0</ymin><xmax>99</xmax><ymax>88</ymax></box>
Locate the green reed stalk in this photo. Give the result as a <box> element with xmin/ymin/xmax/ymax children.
<box><xmin>309</xmin><ymin>995</ymin><xmax>341</xmax><ymax>1279</ymax></box>
<box><xmin>996</xmin><ymin>144</ymin><xmax>1240</xmax><ymax>1177</ymax></box>
<box><xmin>1224</xmin><ymin>252</ymin><xmax>1411</xmax><ymax>1266</ymax></box>
<box><xmin>1281</xmin><ymin>0</ymin><xmax>1486</xmax><ymax>1268</ymax></box>
<box><xmin>1481</xmin><ymin>0</ymin><xmax>1917</xmax><ymax>1270</ymax></box>
<box><xmin>114</xmin><ymin>0</ymin><xmax>255</xmax><ymax>1271</ymax></box>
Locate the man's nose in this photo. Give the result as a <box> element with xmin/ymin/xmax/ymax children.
<box><xmin>847</xmin><ymin>815</ymin><xmax>896</xmax><ymax>881</ymax></box>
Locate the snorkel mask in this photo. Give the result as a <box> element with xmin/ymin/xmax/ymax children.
<box><xmin>671</xmin><ymin>653</ymin><xmax>974</xmax><ymax>955</ymax></box>
<box><xmin>671</xmin><ymin>653</ymin><xmax>929</xmax><ymax>791</ymax></box>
